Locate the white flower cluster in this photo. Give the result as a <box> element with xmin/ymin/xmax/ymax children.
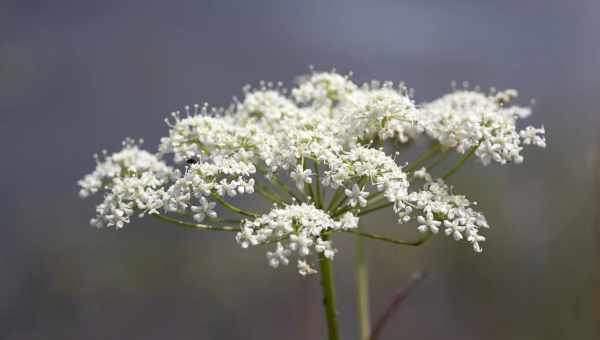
<box><xmin>78</xmin><ymin>139</ymin><xmax>174</xmax><ymax>228</ymax></box>
<box><xmin>293</xmin><ymin>71</ymin><xmax>357</xmax><ymax>106</ymax></box>
<box><xmin>410</xmin><ymin>168</ymin><xmax>488</xmax><ymax>252</ymax></box>
<box><xmin>163</xmin><ymin>157</ymin><xmax>256</xmax><ymax>221</ymax></box>
<box><xmin>79</xmin><ymin>70</ymin><xmax>546</xmax><ymax>275</ymax></box>
<box><xmin>421</xmin><ymin>89</ymin><xmax>546</xmax><ymax>165</ymax></box>
<box><xmin>159</xmin><ymin>111</ymin><xmax>265</xmax><ymax>164</ymax></box>
<box><xmin>90</xmin><ymin>173</ymin><xmax>167</xmax><ymax>228</ymax></box>
<box><xmin>339</xmin><ymin>85</ymin><xmax>419</xmax><ymax>142</ymax></box>
<box><xmin>78</xmin><ymin>138</ymin><xmax>173</xmax><ymax>198</ymax></box>
<box><xmin>236</xmin><ymin>203</ymin><xmax>358</xmax><ymax>274</ymax></box>
<box><xmin>322</xmin><ymin>146</ymin><xmax>411</xmax><ymax>215</ymax></box>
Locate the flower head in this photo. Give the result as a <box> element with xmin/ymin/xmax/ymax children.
<box><xmin>79</xmin><ymin>71</ymin><xmax>546</xmax><ymax>275</ymax></box>
<box><xmin>421</xmin><ymin>89</ymin><xmax>545</xmax><ymax>165</ymax></box>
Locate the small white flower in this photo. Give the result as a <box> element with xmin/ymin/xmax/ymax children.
<box><xmin>338</xmin><ymin>212</ymin><xmax>359</xmax><ymax>230</ymax></box>
<box><xmin>267</xmin><ymin>242</ymin><xmax>291</xmax><ymax>268</ymax></box>
<box><xmin>520</xmin><ymin>126</ymin><xmax>546</xmax><ymax>148</ymax></box>
<box><xmin>191</xmin><ymin>197</ymin><xmax>217</xmax><ymax>222</ymax></box>
<box><xmin>413</xmin><ymin>167</ymin><xmax>432</xmax><ymax>182</ymax></box>
<box><xmin>293</xmin><ymin>72</ymin><xmax>357</xmax><ymax>106</ymax></box>
<box><xmin>289</xmin><ymin>232</ymin><xmax>314</xmax><ymax>256</ymax></box>
<box><xmin>315</xmin><ymin>238</ymin><xmax>337</xmax><ymax>259</ymax></box>
<box><xmin>416</xmin><ymin>213</ymin><xmax>441</xmax><ymax>234</ymax></box>
<box><xmin>236</xmin><ymin>226</ymin><xmax>258</xmax><ymax>249</ymax></box>
<box><xmin>467</xmin><ymin>229</ymin><xmax>486</xmax><ymax>253</ymax></box>
<box><xmin>290</xmin><ymin>165</ymin><xmax>313</xmax><ymax>190</ymax></box>
<box><xmin>444</xmin><ymin>219</ymin><xmax>465</xmax><ymax>241</ymax></box>
<box><xmin>345</xmin><ymin>184</ymin><xmax>368</xmax><ymax>208</ymax></box>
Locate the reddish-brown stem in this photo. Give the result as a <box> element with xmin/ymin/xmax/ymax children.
<box><xmin>369</xmin><ymin>271</ymin><xmax>427</xmax><ymax>340</ymax></box>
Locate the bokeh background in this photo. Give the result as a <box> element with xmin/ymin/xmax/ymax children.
<box><xmin>2</xmin><ymin>0</ymin><xmax>599</xmax><ymax>339</ymax></box>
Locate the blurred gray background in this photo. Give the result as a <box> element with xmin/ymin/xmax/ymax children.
<box><xmin>2</xmin><ymin>0</ymin><xmax>599</xmax><ymax>339</ymax></box>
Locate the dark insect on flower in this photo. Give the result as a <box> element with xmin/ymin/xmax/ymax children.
<box><xmin>186</xmin><ymin>158</ymin><xmax>198</xmax><ymax>164</ymax></box>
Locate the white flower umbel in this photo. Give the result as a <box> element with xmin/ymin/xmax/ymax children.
<box><xmin>78</xmin><ymin>71</ymin><xmax>549</xmax><ymax>340</ymax></box>
<box><xmin>79</xmin><ymin>139</ymin><xmax>175</xmax><ymax>228</ymax></box>
<box><xmin>293</xmin><ymin>71</ymin><xmax>358</xmax><ymax>108</ymax></box>
<box><xmin>78</xmin><ymin>138</ymin><xmax>173</xmax><ymax>198</ymax></box>
<box><xmin>79</xmin><ymin>70</ymin><xmax>547</xmax><ymax>275</ymax></box>
<box><xmin>408</xmin><ymin>175</ymin><xmax>489</xmax><ymax>253</ymax></box>
<box><xmin>236</xmin><ymin>203</ymin><xmax>356</xmax><ymax>272</ymax></box>
<box><xmin>339</xmin><ymin>84</ymin><xmax>419</xmax><ymax>143</ymax></box>
<box><xmin>421</xmin><ymin>89</ymin><xmax>546</xmax><ymax>165</ymax></box>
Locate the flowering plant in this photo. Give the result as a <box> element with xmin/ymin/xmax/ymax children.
<box><xmin>79</xmin><ymin>71</ymin><xmax>545</xmax><ymax>339</ymax></box>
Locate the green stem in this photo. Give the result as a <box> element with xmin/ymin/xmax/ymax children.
<box><xmin>260</xmin><ymin>233</ymin><xmax>291</xmax><ymax>246</ymax></box>
<box><xmin>303</xmin><ymin>159</ymin><xmax>315</xmax><ymax>202</ymax></box>
<box><xmin>319</xmin><ymin>234</ymin><xmax>341</xmax><ymax>340</ymax></box>
<box><xmin>327</xmin><ymin>187</ymin><xmax>346</xmax><ymax>212</ymax></box>
<box><xmin>375</xmin><ymin>135</ymin><xmax>384</xmax><ymax>149</ymax></box>
<box><xmin>177</xmin><ymin>211</ymin><xmax>241</xmax><ymax>224</ymax></box>
<box><xmin>356</xmin><ymin>226</ymin><xmax>371</xmax><ymax>340</ymax></box>
<box><xmin>332</xmin><ymin>194</ymin><xmax>350</xmax><ymax>215</ymax></box>
<box><xmin>344</xmin><ymin>229</ymin><xmax>431</xmax><ymax>247</ymax></box>
<box><xmin>331</xmin><ymin>176</ymin><xmax>368</xmax><ymax>216</ymax></box>
<box><xmin>257</xmin><ymin>166</ymin><xmax>305</xmax><ymax>202</ymax></box>
<box><xmin>365</xmin><ymin>194</ymin><xmax>387</xmax><ymax>207</ymax></box>
<box><xmin>314</xmin><ymin>161</ymin><xmax>323</xmax><ymax>208</ymax></box>
<box><xmin>151</xmin><ymin>213</ymin><xmax>241</xmax><ymax>232</ymax></box>
<box><xmin>357</xmin><ymin>202</ymin><xmax>393</xmax><ymax>217</ymax></box>
<box><xmin>334</xmin><ymin>195</ymin><xmax>394</xmax><ymax>218</ymax></box>
<box><xmin>426</xmin><ymin>150</ymin><xmax>449</xmax><ymax>172</ymax></box>
<box><xmin>210</xmin><ymin>194</ymin><xmax>258</xmax><ymax>218</ymax></box>
<box><xmin>255</xmin><ymin>183</ymin><xmax>286</xmax><ymax>206</ymax></box>
<box><xmin>207</xmin><ymin>217</ymin><xmax>242</xmax><ymax>224</ymax></box>
<box><xmin>365</xmin><ymin>190</ymin><xmax>384</xmax><ymax>202</ymax></box>
<box><xmin>405</xmin><ymin>143</ymin><xmax>441</xmax><ymax>172</ymax></box>
<box><xmin>331</xmin><ymin>206</ymin><xmax>352</xmax><ymax>218</ymax></box>
<box><xmin>441</xmin><ymin>143</ymin><xmax>480</xmax><ymax>180</ymax></box>
<box><xmin>188</xmin><ymin>139</ymin><xmax>212</xmax><ymax>156</ymax></box>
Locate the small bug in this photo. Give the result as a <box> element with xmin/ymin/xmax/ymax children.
<box><xmin>186</xmin><ymin>158</ymin><xmax>198</xmax><ymax>165</ymax></box>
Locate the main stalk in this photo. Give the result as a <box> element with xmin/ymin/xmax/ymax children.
<box><xmin>319</xmin><ymin>234</ymin><xmax>341</xmax><ymax>340</ymax></box>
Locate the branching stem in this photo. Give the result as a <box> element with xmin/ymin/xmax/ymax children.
<box><xmin>327</xmin><ymin>187</ymin><xmax>346</xmax><ymax>212</ymax></box>
<box><xmin>256</xmin><ymin>166</ymin><xmax>305</xmax><ymax>202</ymax></box>
<box><xmin>405</xmin><ymin>143</ymin><xmax>441</xmax><ymax>172</ymax></box>
<box><xmin>151</xmin><ymin>213</ymin><xmax>241</xmax><ymax>232</ymax></box>
<box><xmin>314</xmin><ymin>161</ymin><xmax>323</xmax><ymax>208</ymax></box>
<box><xmin>344</xmin><ymin>229</ymin><xmax>431</xmax><ymax>247</ymax></box>
<box><xmin>357</xmin><ymin>202</ymin><xmax>393</xmax><ymax>217</ymax></box>
<box><xmin>441</xmin><ymin>143</ymin><xmax>480</xmax><ymax>180</ymax></box>
<box><xmin>210</xmin><ymin>194</ymin><xmax>259</xmax><ymax>218</ymax></box>
<box><xmin>255</xmin><ymin>183</ymin><xmax>287</xmax><ymax>206</ymax></box>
